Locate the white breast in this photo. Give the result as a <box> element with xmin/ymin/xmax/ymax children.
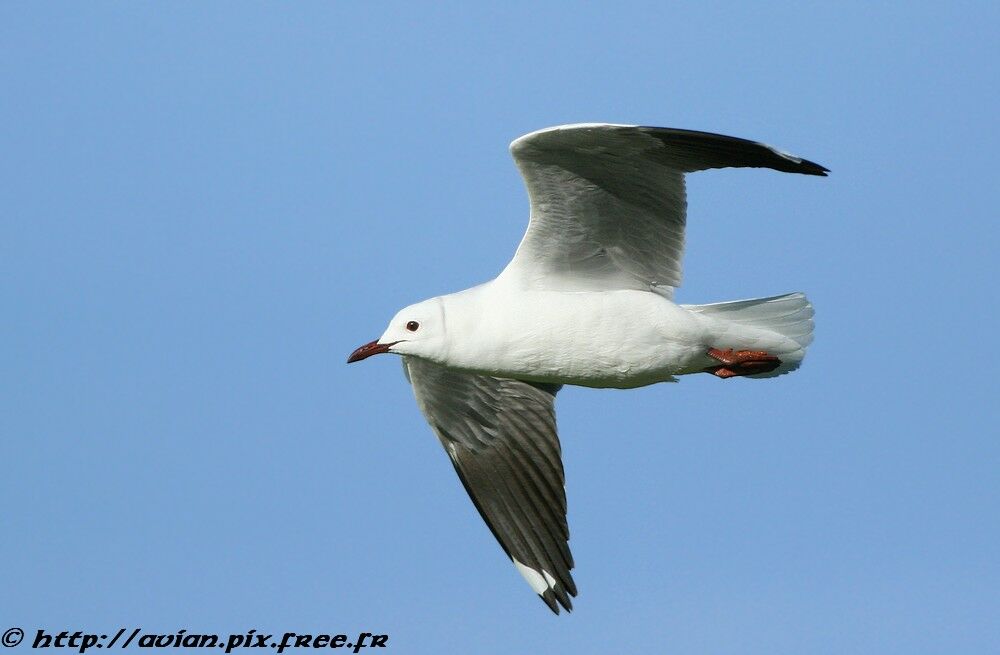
<box><xmin>443</xmin><ymin>285</ymin><xmax>708</xmax><ymax>389</ymax></box>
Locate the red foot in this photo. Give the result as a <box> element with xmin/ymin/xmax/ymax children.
<box><xmin>704</xmin><ymin>348</ymin><xmax>782</xmax><ymax>379</ymax></box>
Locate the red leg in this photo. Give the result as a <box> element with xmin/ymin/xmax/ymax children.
<box><xmin>704</xmin><ymin>348</ymin><xmax>782</xmax><ymax>378</ymax></box>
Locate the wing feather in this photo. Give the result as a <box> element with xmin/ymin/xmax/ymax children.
<box><xmin>403</xmin><ymin>357</ymin><xmax>575</xmax><ymax>613</ymax></box>
<box><xmin>502</xmin><ymin>124</ymin><xmax>827</xmax><ymax>294</ymax></box>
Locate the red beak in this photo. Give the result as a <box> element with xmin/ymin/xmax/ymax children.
<box><xmin>347</xmin><ymin>340</ymin><xmax>397</xmax><ymax>363</ymax></box>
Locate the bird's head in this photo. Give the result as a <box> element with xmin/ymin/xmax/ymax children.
<box><xmin>347</xmin><ymin>297</ymin><xmax>447</xmax><ymax>364</ymax></box>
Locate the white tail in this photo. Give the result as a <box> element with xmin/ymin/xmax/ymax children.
<box><xmin>683</xmin><ymin>292</ymin><xmax>814</xmax><ymax>378</ymax></box>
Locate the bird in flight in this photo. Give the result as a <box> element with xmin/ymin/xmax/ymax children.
<box><xmin>348</xmin><ymin>124</ymin><xmax>827</xmax><ymax>613</ymax></box>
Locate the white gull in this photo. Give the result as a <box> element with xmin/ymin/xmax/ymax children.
<box><xmin>348</xmin><ymin>123</ymin><xmax>827</xmax><ymax>613</ymax></box>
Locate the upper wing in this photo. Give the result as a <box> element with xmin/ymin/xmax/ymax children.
<box><xmin>402</xmin><ymin>356</ymin><xmax>575</xmax><ymax>613</ymax></box>
<box><xmin>500</xmin><ymin>124</ymin><xmax>828</xmax><ymax>296</ymax></box>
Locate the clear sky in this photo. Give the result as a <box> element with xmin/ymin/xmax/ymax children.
<box><xmin>2</xmin><ymin>3</ymin><xmax>998</xmax><ymax>654</ymax></box>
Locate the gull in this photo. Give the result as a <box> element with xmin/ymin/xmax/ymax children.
<box><xmin>348</xmin><ymin>124</ymin><xmax>827</xmax><ymax>613</ymax></box>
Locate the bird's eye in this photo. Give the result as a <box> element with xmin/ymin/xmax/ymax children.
<box><xmin>406</xmin><ymin>321</ymin><xmax>420</xmax><ymax>332</ymax></box>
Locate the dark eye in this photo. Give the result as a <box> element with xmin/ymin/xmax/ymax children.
<box><xmin>405</xmin><ymin>321</ymin><xmax>420</xmax><ymax>332</ymax></box>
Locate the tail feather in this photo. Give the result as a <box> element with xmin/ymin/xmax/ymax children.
<box><xmin>683</xmin><ymin>292</ymin><xmax>814</xmax><ymax>378</ymax></box>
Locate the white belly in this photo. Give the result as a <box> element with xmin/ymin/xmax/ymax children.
<box><xmin>451</xmin><ymin>289</ymin><xmax>709</xmax><ymax>389</ymax></box>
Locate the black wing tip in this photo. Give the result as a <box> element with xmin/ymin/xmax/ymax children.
<box><xmin>540</xmin><ymin>588</ymin><xmax>574</xmax><ymax>615</ymax></box>
<box><xmin>635</xmin><ymin>125</ymin><xmax>830</xmax><ymax>177</ymax></box>
<box><xmin>796</xmin><ymin>158</ymin><xmax>830</xmax><ymax>177</ymax></box>
<box><xmin>760</xmin><ymin>154</ymin><xmax>830</xmax><ymax>177</ymax></box>
<box><xmin>514</xmin><ymin>123</ymin><xmax>830</xmax><ymax>177</ymax></box>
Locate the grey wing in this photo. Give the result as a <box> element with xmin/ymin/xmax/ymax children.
<box><xmin>501</xmin><ymin>123</ymin><xmax>828</xmax><ymax>296</ymax></box>
<box><xmin>403</xmin><ymin>356</ymin><xmax>575</xmax><ymax>614</ymax></box>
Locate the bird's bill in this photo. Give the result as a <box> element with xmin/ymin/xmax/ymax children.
<box><xmin>347</xmin><ymin>340</ymin><xmax>397</xmax><ymax>363</ymax></box>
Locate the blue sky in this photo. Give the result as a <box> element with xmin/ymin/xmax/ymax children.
<box><xmin>2</xmin><ymin>2</ymin><xmax>998</xmax><ymax>653</ymax></box>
